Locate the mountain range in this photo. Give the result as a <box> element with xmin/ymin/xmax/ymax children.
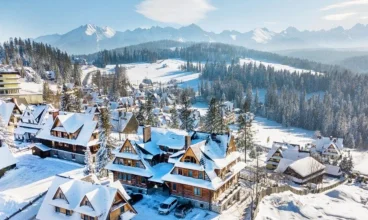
<box><xmin>34</xmin><ymin>23</ymin><xmax>368</xmax><ymax>55</ymax></box>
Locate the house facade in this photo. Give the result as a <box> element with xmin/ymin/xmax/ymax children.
<box><xmin>107</xmin><ymin>127</ymin><xmax>245</xmax><ymax>212</ymax></box>
<box><xmin>284</xmin><ymin>157</ymin><xmax>326</xmax><ymax>184</ymax></box>
<box><xmin>36</xmin><ymin>175</ymin><xmax>137</xmax><ymax>220</ymax></box>
<box><xmin>0</xmin><ymin>67</ymin><xmax>21</xmax><ymax>95</ymax></box>
<box><xmin>36</xmin><ymin>111</ymin><xmax>100</xmax><ymax>164</ymax></box>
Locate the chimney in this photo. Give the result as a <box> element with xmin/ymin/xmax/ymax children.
<box><xmin>143</xmin><ymin>125</ymin><xmax>151</xmax><ymax>143</ymax></box>
<box><xmin>185</xmin><ymin>135</ymin><xmax>191</xmax><ymax>150</ymax></box>
<box><xmin>50</xmin><ymin>109</ymin><xmax>60</xmax><ymax>121</ymax></box>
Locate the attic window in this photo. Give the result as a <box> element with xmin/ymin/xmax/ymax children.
<box><xmin>184</xmin><ymin>156</ymin><xmax>196</xmax><ymax>164</ymax></box>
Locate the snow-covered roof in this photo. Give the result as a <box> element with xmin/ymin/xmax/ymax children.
<box><xmin>17</xmin><ymin>104</ymin><xmax>54</xmax><ymax>130</ymax></box>
<box><xmin>149</xmin><ymin>163</ymin><xmax>174</xmax><ymax>183</ymax></box>
<box><xmin>0</xmin><ymin>65</ymin><xmax>18</xmax><ymax>73</ymax></box>
<box><xmin>36</xmin><ymin>176</ymin><xmax>136</xmax><ymax>220</ymax></box>
<box><xmin>0</xmin><ymin>143</ymin><xmax>17</xmax><ymax>170</ymax></box>
<box><xmin>106</xmin><ymin>162</ymin><xmax>153</xmax><ymax>177</ymax></box>
<box><xmin>288</xmin><ymin>157</ymin><xmax>325</xmax><ymax>178</ymax></box>
<box><xmin>36</xmin><ymin>112</ymin><xmax>98</xmax><ymax>147</ymax></box>
<box><xmin>0</xmin><ymin>100</ymin><xmax>15</xmax><ymax>125</ymax></box>
<box><xmin>275</xmin><ymin>158</ymin><xmax>294</xmax><ymax>173</ymax></box>
<box><xmin>111</xmin><ymin>111</ymin><xmax>135</xmax><ymax>133</ymax></box>
<box><xmin>314</xmin><ymin>137</ymin><xmax>343</xmax><ymax>152</ymax></box>
<box><xmin>156</xmin><ymin>131</ymin><xmax>187</xmax><ymax>150</ymax></box>
<box><xmin>325</xmin><ymin>164</ymin><xmax>342</xmax><ymax>176</ymax></box>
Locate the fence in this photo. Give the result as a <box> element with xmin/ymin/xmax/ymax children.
<box><xmin>4</xmin><ymin>191</ymin><xmax>47</xmax><ymax>220</ymax></box>
<box><xmin>251</xmin><ymin>178</ymin><xmax>347</xmax><ymax>219</ymax></box>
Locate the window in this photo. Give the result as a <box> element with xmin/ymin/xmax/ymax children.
<box><xmin>188</xmin><ymin>170</ymin><xmax>193</xmax><ymax>177</ymax></box>
<box><xmin>135</xmin><ymin>162</ymin><xmax>140</xmax><ymax>168</ymax></box>
<box><xmin>55</xmin><ymin>207</ymin><xmax>60</xmax><ymax>213</ymax></box>
<box><xmin>184</xmin><ymin>156</ymin><xmax>196</xmax><ymax>163</ymax></box>
<box><xmin>178</xmin><ymin>169</ymin><xmax>182</xmax><ymax>175</ymax></box>
<box><xmin>73</xmin><ymin>145</ymin><xmax>76</xmax><ymax>152</ymax></box>
<box><xmin>194</xmin><ymin>187</ymin><xmax>201</xmax><ymax>196</ymax></box>
<box><xmin>172</xmin><ymin>183</ymin><xmax>177</xmax><ymax>191</ymax></box>
<box><xmin>123</xmin><ymin>146</ymin><xmax>134</xmax><ymax>153</ymax></box>
<box><xmin>198</xmin><ymin>172</ymin><xmax>203</xmax><ymax>179</ymax></box>
<box><xmin>142</xmin><ymin>177</ymin><xmax>146</xmax><ymax>184</ymax></box>
<box><xmin>66</xmin><ymin>210</ymin><xmax>71</xmax><ymax>216</ymax></box>
<box><xmin>83</xmin><ymin>215</ymin><xmax>88</xmax><ymax>220</ymax></box>
<box><xmin>89</xmin><ymin>216</ymin><xmax>94</xmax><ymax>220</ymax></box>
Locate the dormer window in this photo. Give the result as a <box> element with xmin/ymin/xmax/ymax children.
<box><xmin>184</xmin><ymin>156</ymin><xmax>196</xmax><ymax>163</ymax></box>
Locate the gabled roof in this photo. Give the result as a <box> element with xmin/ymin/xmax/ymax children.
<box><xmin>0</xmin><ymin>100</ymin><xmax>15</xmax><ymax>125</ymax></box>
<box><xmin>0</xmin><ymin>143</ymin><xmax>17</xmax><ymax>170</ymax></box>
<box><xmin>37</xmin><ymin>176</ymin><xmax>136</xmax><ymax>220</ymax></box>
<box><xmin>288</xmin><ymin>157</ymin><xmax>325</xmax><ymax>177</ymax></box>
<box><xmin>36</xmin><ymin>112</ymin><xmax>98</xmax><ymax>147</ymax></box>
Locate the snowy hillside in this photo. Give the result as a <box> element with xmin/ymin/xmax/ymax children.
<box><xmin>104</xmin><ymin>59</ymin><xmax>200</xmax><ymax>90</ymax></box>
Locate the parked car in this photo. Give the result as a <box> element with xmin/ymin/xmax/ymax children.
<box><xmin>158</xmin><ymin>197</ymin><xmax>178</xmax><ymax>215</ymax></box>
<box><xmin>174</xmin><ymin>203</ymin><xmax>193</xmax><ymax>218</ymax></box>
<box><xmin>128</xmin><ymin>193</ymin><xmax>143</xmax><ymax>205</ymax></box>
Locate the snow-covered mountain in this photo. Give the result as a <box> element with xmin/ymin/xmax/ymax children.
<box><xmin>34</xmin><ymin>23</ymin><xmax>368</xmax><ymax>55</ymax></box>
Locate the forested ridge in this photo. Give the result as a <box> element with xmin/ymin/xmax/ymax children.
<box><xmin>0</xmin><ymin>38</ymin><xmax>72</xmax><ymax>81</ymax></box>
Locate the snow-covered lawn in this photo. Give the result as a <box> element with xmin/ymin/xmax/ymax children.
<box><xmin>104</xmin><ymin>59</ymin><xmax>200</xmax><ymax>90</ymax></box>
<box><xmin>350</xmin><ymin>149</ymin><xmax>368</xmax><ymax>176</ymax></box>
<box><xmin>0</xmin><ymin>151</ymin><xmax>83</xmax><ymax>219</ymax></box>
<box><xmin>256</xmin><ymin>183</ymin><xmax>368</xmax><ymax>220</ymax></box>
<box><xmin>19</xmin><ymin>79</ymin><xmax>43</xmax><ymax>94</ymax></box>
<box><xmin>240</xmin><ymin>58</ymin><xmax>323</xmax><ymax>75</ymax></box>
<box><xmin>252</xmin><ymin>117</ymin><xmax>314</xmax><ymax>148</ymax></box>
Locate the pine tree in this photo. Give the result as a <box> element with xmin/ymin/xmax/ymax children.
<box><xmin>245</xmin><ymin>83</ymin><xmax>253</xmax><ymax>112</ymax></box>
<box><xmin>170</xmin><ymin>102</ymin><xmax>179</xmax><ymax>129</ymax></box>
<box><xmin>236</xmin><ymin>114</ymin><xmax>254</xmax><ymax>162</ymax></box>
<box><xmin>145</xmin><ymin>95</ymin><xmax>155</xmax><ymax>126</ymax></box>
<box><xmin>205</xmin><ymin>98</ymin><xmax>221</xmax><ymax>133</ymax></box>
<box><xmin>73</xmin><ymin>63</ymin><xmax>82</xmax><ymax>86</ymax></box>
<box><xmin>42</xmin><ymin>81</ymin><xmax>51</xmax><ymax>103</ymax></box>
<box><xmin>84</xmin><ymin>146</ymin><xmax>93</xmax><ymax>175</ymax></box>
<box><xmin>60</xmin><ymin>85</ymin><xmax>75</xmax><ymax>112</ymax></box>
<box><xmin>179</xmin><ymin>90</ymin><xmax>194</xmax><ymax>131</ymax></box>
<box><xmin>136</xmin><ymin>103</ymin><xmax>146</xmax><ymax>126</ymax></box>
<box><xmin>95</xmin><ymin>108</ymin><xmax>111</xmax><ymax>176</ymax></box>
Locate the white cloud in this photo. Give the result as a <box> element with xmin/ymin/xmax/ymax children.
<box><xmin>321</xmin><ymin>0</ymin><xmax>368</xmax><ymax>11</ymax></box>
<box><xmin>323</xmin><ymin>12</ymin><xmax>357</xmax><ymax>21</ymax></box>
<box><xmin>136</xmin><ymin>0</ymin><xmax>216</xmax><ymax>25</ymax></box>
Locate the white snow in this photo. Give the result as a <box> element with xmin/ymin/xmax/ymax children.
<box><xmin>104</xmin><ymin>59</ymin><xmax>200</xmax><ymax>91</ymax></box>
<box><xmin>256</xmin><ymin>184</ymin><xmax>368</xmax><ymax>220</ymax></box>
<box><xmin>240</xmin><ymin>58</ymin><xmax>323</xmax><ymax>75</ymax></box>
<box><xmin>230</xmin><ymin>35</ymin><xmax>237</xmax><ymax>40</ymax></box>
<box><xmin>350</xmin><ymin>150</ymin><xmax>368</xmax><ymax>176</ymax></box>
<box><xmin>251</xmin><ymin>117</ymin><xmax>314</xmax><ymax>148</ymax></box>
<box><xmin>0</xmin><ymin>151</ymin><xmax>83</xmax><ymax>219</ymax></box>
<box><xmin>0</xmin><ymin>143</ymin><xmax>17</xmax><ymax>170</ymax></box>
<box><xmin>252</xmin><ymin>28</ymin><xmax>274</xmax><ymax>44</ymax></box>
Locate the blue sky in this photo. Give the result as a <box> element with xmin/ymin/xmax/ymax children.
<box><xmin>1</xmin><ymin>0</ymin><xmax>368</xmax><ymax>42</ymax></box>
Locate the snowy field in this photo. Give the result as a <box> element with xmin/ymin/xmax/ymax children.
<box><xmin>240</xmin><ymin>58</ymin><xmax>323</xmax><ymax>75</ymax></box>
<box><xmin>19</xmin><ymin>79</ymin><xmax>43</xmax><ymax>94</ymax></box>
<box><xmin>252</xmin><ymin>117</ymin><xmax>315</xmax><ymax>148</ymax></box>
<box><xmin>350</xmin><ymin>150</ymin><xmax>368</xmax><ymax>176</ymax></box>
<box><xmin>256</xmin><ymin>184</ymin><xmax>368</xmax><ymax>220</ymax></box>
<box><xmin>104</xmin><ymin>59</ymin><xmax>201</xmax><ymax>90</ymax></box>
<box><xmin>0</xmin><ymin>151</ymin><xmax>83</xmax><ymax>219</ymax></box>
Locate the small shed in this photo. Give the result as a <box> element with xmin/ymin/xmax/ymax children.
<box><xmin>31</xmin><ymin>143</ymin><xmax>51</xmax><ymax>158</ymax></box>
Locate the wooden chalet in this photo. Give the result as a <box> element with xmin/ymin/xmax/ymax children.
<box><xmin>283</xmin><ymin>157</ymin><xmax>325</xmax><ymax>184</ymax></box>
<box><xmin>36</xmin><ymin>111</ymin><xmax>100</xmax><ymax>164</ymax></box>
<box><xmin>36</xmin><ymin>175</ymin><xmax>137</xmax><ymax>220</ymax></box>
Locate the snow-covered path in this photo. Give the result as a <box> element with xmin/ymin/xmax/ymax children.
<box><xmin>0</xmin><ymin>151</ymin><xmax>83</xmax><ymax>219</ymax></box>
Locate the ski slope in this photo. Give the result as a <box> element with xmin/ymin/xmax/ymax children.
<box><xmin>104</xmin><ymin>59</ymin><xmax>200</xmax><ymax>90</ymax></box>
